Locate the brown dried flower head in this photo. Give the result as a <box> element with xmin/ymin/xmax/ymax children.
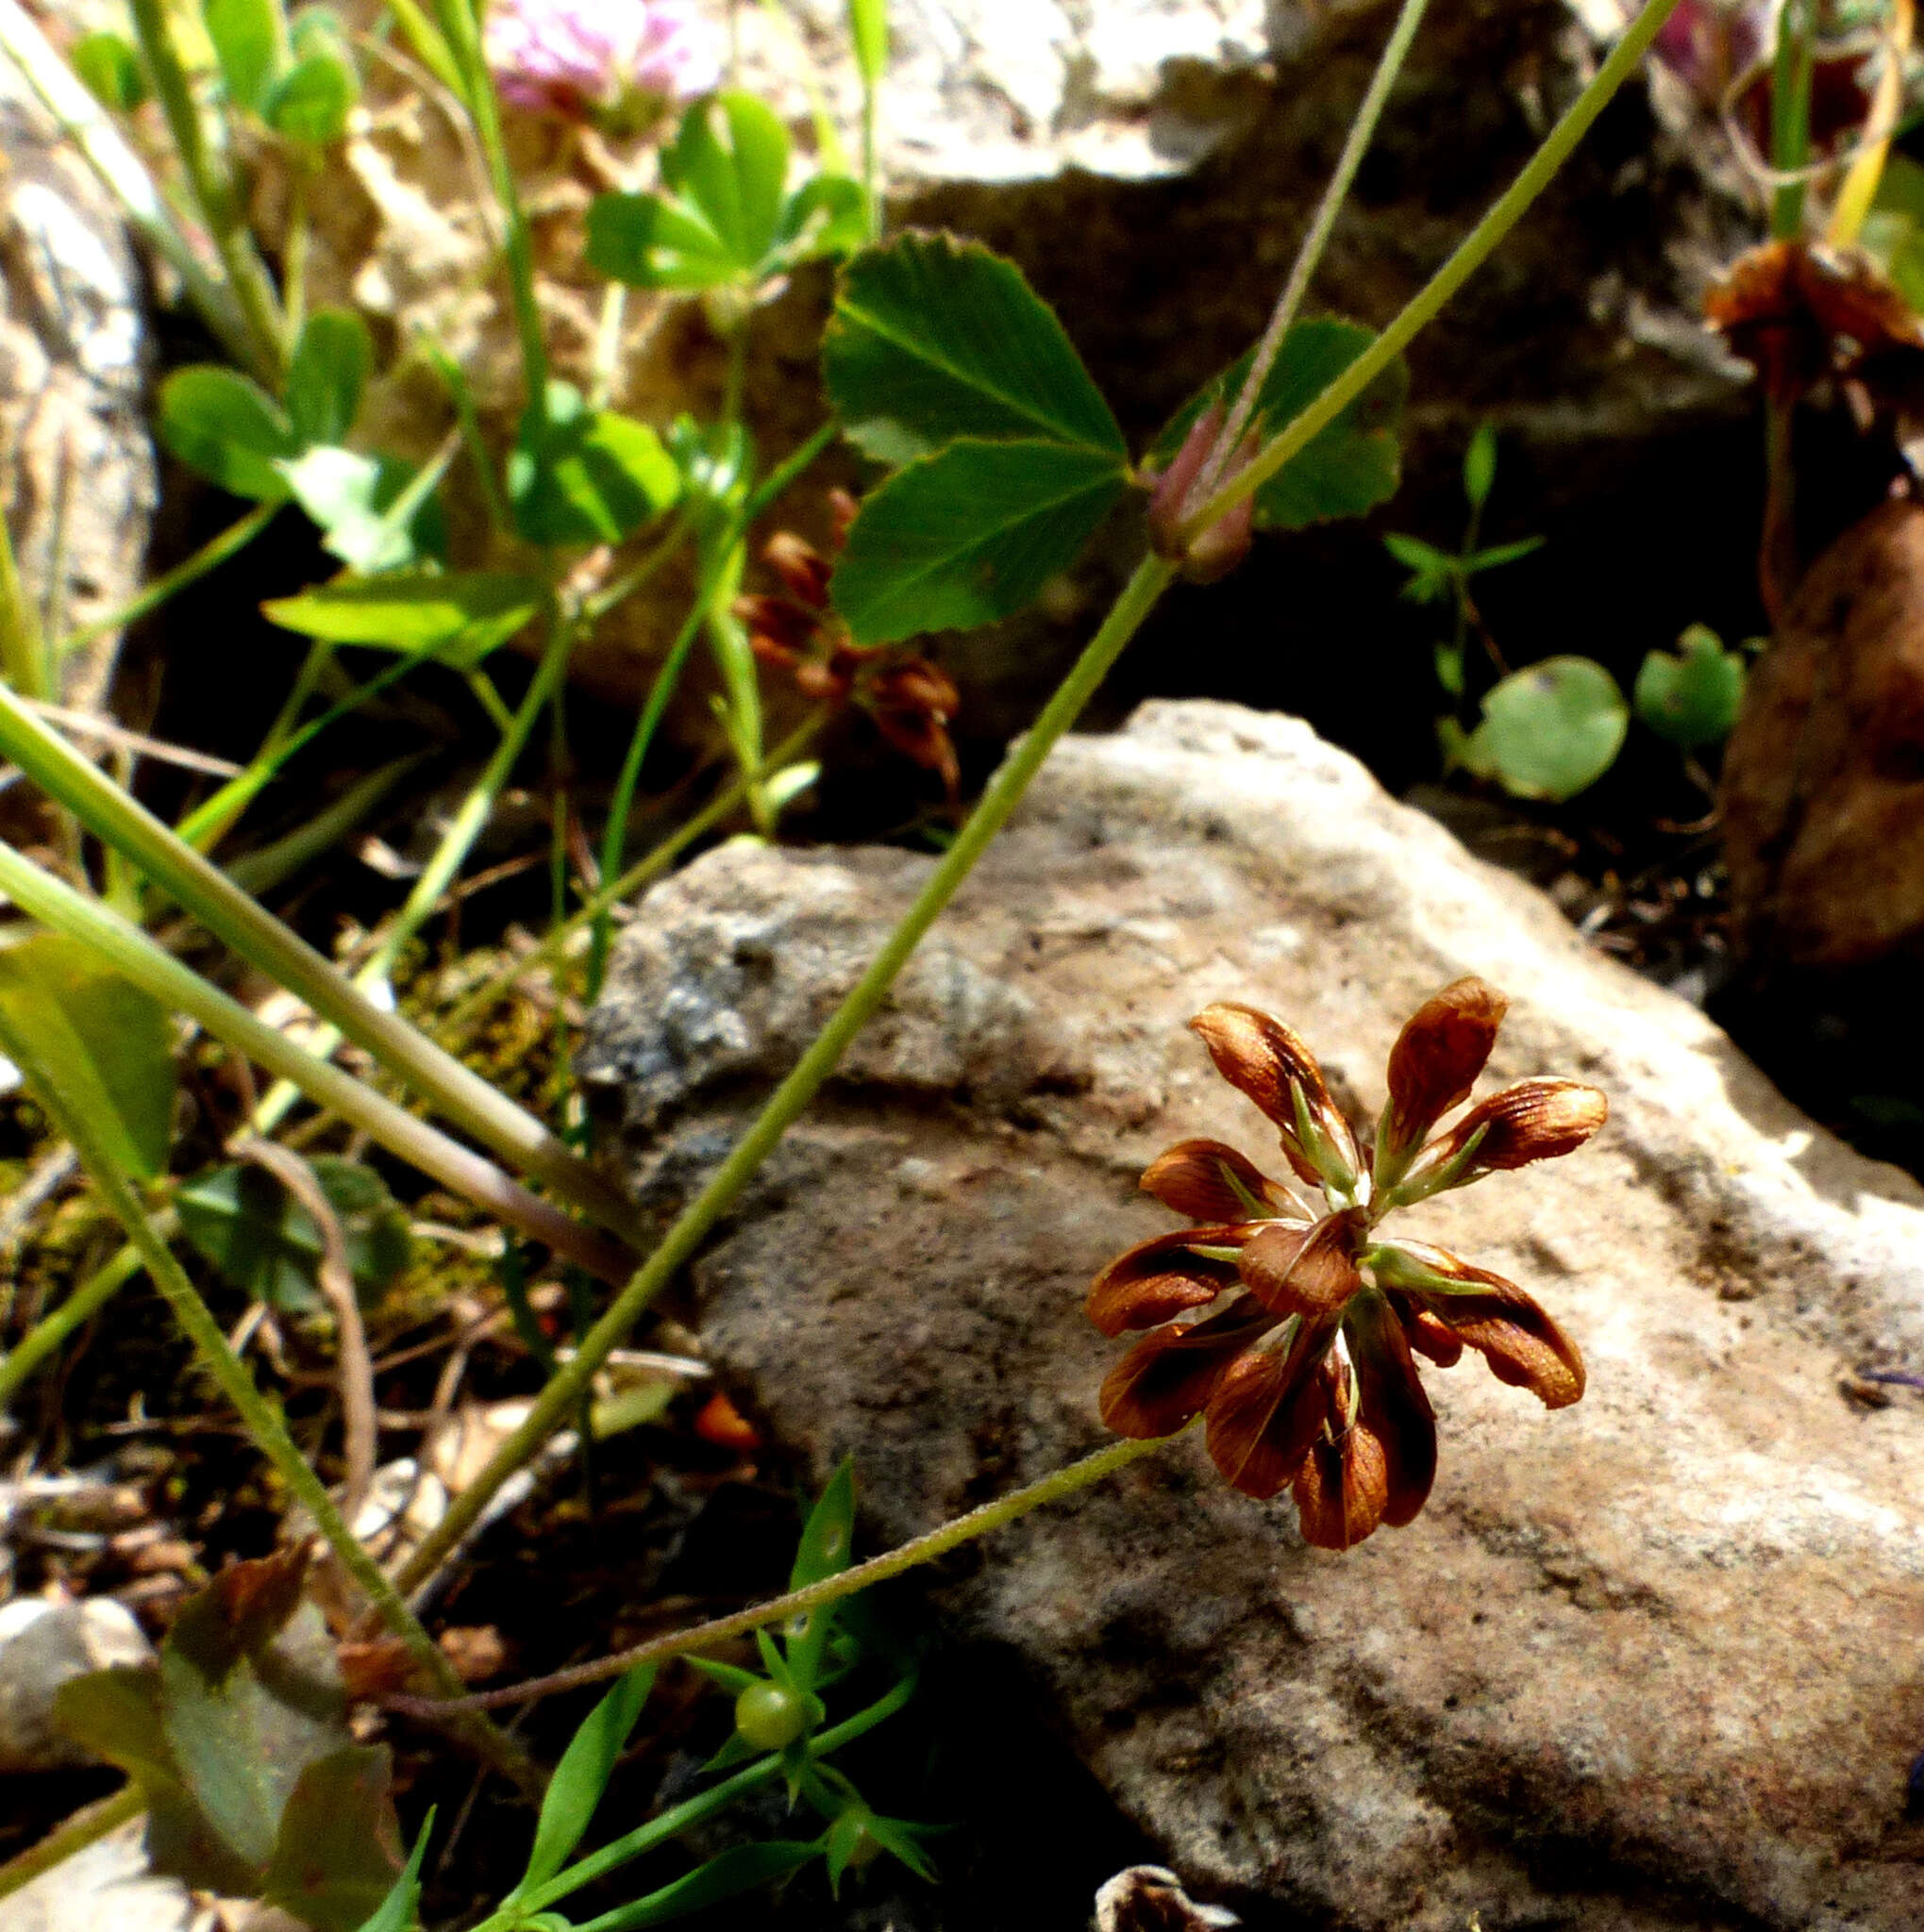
<box><xmin>1087</xmin><ymin>977</ymin><xmax>1605</xmax><ymax>1550</ymax></box>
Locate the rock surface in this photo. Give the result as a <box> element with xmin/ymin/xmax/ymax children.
<box><xmin>0</xmin><ymin>44</ymin><xmax>154</xmax><ymax>712</ymax></box>
<box><xmin>584</xmin><ymin>699</ymin><xmax>1924</xmax><ymax>1931</ymax></box>
<box><xmin>1721</xmin><ymin>499</ymin><xmax>1924</xmax><ymax>968</ymax></box>
<box><xmin>0</xmin><ymin>1595</ymin><xmax>153</xmax><ymax>1772</ymax></box>
<box><xmin>0</xmin><ymin>1817</ymin><xmax>192</xmax><ymax>1932</ymax></box>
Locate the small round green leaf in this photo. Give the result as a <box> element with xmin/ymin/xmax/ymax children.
<box><xmin>509</xmin><ymin>387</ymin><xmax>681</xmax><ymax>546</ymax></box>
<box><xmin>285</xmin><ymin>308</ymin><xmax>372</xmax><ymax>448</ymax></box>
<box><xmin>1633</xmin><ymin>624</ymin><xmax>1746</xmax><ymax>749</ymax></box>
<box><xmin>266</xmin><ymin>49</ymin><xmax>357</xmax><ymax>144</ymax></box>
<box><xmin>205</xmin><ymin>0</ymin><xmax>281</xmax><ymax>112</ymax></box>
<box><xmin>1471</xmin><ymin>656</ymin><xmax>1628</xmax><ymax>802</ymax></box>
<box><xmin>159</xmin><ymin>367</ymin><xmax>297</xmax><ymax>501</ymax></box>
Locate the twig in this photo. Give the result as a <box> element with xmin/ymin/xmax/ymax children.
<box><xmin>22</xmin><ymin>701</ymin><xmax>244</xmax><ymax>778</ymax></box>
<box><xmin>232</xmin><ymin>1140</ymin><xmax>378</xmax><ymax>1525</ymax></box>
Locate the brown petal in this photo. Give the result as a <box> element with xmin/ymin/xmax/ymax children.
<box><xmin>1396</xmin><ymin>1303</ymin><xmax>1464</xmax><ymax>1368</ymax></box>
<box><xmin>763</xmin><ymin>530</ymin><xmax>832</xmax><ymax>608</ymax></box>
<box><xmin>1420</xmin><ymin>1077</ymin><xmax>1608</xmax><ymax>1175</ymax></box>
<box><xmin>1098</xmin><ymin>1295</ymin><xmax>1278</xmax><ymax>1439</ymax></box>
<box><xmin>1292</xmin><ymin>1423</ymin><xmax>1388</xmax><ymax>1551</ymax></box>
<box><xmin>1240</xmin><ymin>1213</ymin><xmax>1363</xmax><ymax>1320</ymax></box>
<box><xmin>1087</xmin><ymin>1226</ymin><xmax>1254</xmax><ymax>1338</ymax></box>
<box><xmin>1140</xmin><ymin>1139</ymin><xmax>1294</xmax><ymax>1223</ymax></box>
<box><xmin>1188</xmin><ymin>1004</ymin><xmax>1354</xmax><ymax>1183</ymax></box>
<box><xmin>1345</xmin><ymin>1289</ymin><xmax>1438</xmax><ymax>1529</ymax></box>
<box><xmin>1203</xmin><ymin>1313</ymin><xmax>1337</xmax><ymax>1498</ymax></box>
<box><xmin>1382</xmin><ymin>976</ymin><xmax>1508</xmax><ymax>1154</ymax></box>
<box><xmin>1383</xmin><ymin>1243</ymin><xmax>1585</xmax><ymax>1408</ymax></box>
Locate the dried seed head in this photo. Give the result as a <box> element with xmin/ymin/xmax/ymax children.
<box><xmin>1380</xmin><ymin>975</ymin><xmax>1508</xmax><ymax>1165</ymax></box>
<box><xmin>1437</xmin><ymin>1077</ymin><xmax>1609</xmax><ymax>1172</ymax></box>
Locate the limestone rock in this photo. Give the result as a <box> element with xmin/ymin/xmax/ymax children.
<box><xmin>584</xmin><ymin>699</ymin><xmax>1924</xmax><ymax>1930</ymax></box>
<box><xmin>0</xmin><ymin>45</ymin><xmax>154</xmax><ymax>712</ymax></box>
<box><xmin>0</xmin><ymin>1818</ymin><xmax>192</xmax><ymax>1932</ymax></box>
<box><xmin>1721</xmin><ymin>499</ymin><xmax>1924</xmax><ymax>968</ymax></box>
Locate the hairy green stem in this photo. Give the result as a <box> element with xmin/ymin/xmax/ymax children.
<box><xmin>1180</xmin><ymin>0</ymin><xmax>1688</xmax><ymax>541</ymax></box>
<box><xmin>1196</xmin><ymin>0</ymin><xmax>1430</xmax><ymax>502</ymax></box>
<box><xmin>442</xmin><ymin>718</ymin><xmax>822</xmax><ymax>1049</ymax></box>
<box><xmin>58</xmin><ymin>504</ymin><xmax>278</xmax><ymax>659</ymax></box>
<box><xmin>0</xmin><ymin>841</ymin><xmax>636</xmax><ymax>1287</ymax></box>
<box><xmin>0</xmin><ymin>1786</ymin><xmax>145</xmax><ymax>1903</ymax></box>
<box><xmin>0</xmin><ymin>687</ymin><xmax>646</xmax><ymax>1247</ymax></box>
<box><xmin>0</xmin><ymin>1008</ymin><xmax>540</xmax><ymax>1797</ymax></box>
<box><xmin>393</xmin><ymin>551</ymin><xmax>1179</xmax><ymax>1596</ymax></box>
<box><xmin>408</xmin><ymin>1435</ymin><xmax>1166</xmax><ymax>1715</ymax></box>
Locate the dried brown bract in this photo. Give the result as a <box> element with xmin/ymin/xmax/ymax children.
<box><xmin>1087</xmin><ymin>978</ymin><xmax>1605</xmax><ymax>1549</ymax></box>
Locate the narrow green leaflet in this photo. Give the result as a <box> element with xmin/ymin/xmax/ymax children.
<box><xmin>286</xmin><ymin>310</ymin><xmax>372</xmax><ymax>449</ymax></box>
<box><xmin>594</xmin><ymin>1841</ymin><xmax>823</xmax><ymax>1931</ymax></box>
<box><xmin>585</xmin><ymin>92</ymin><xmax>792</xmax><ymax>291</ymax></box>
<box><xmin>353</xmin><ymin>1808</ymin><xmax>433</xmax><ymax>1932</ymax></box>
<box><xmin>1155</xmin><ymin>320</ymin><xmax>1406</xmax><ymax>529</ymax></box>
<box><xmin>824</xmin><ymin>233</ymin><xmax>1125</xmax><ymax>464</ymax></box>
<box><xmin>519</xmin><ymin>1665</ymin><xmax>657</xmax><ymax>1891</ymax></box>
<box><xmin>510</xmin><ymin>385</ymin><xmax>680</xmax><ymax>546</ymax></box>
<box><xmin>176</xmin><ymin>1157</ymin><xmax>414</xmax><ymax>1313</ymax></box>
<box><xmin>1462</xmin><ymin>656</ymin><xmax>1628</xmax><ymax>802</ymax></box>
<box><xmin>267</xmin><ymin>49</ymin><xmax>358</xmax><ymax>145</ymax></box>
<box><xmin>849</xmin><ymin>0</ymin><xmax>887</xmax><ymax>89</ymax></box>
<box><xmin>206</xmin><ymin>0</ymin><xmax>281</xmax><ymax>111</ymax></box>
<box><xmin>0</xmin><ymin>933</ymin><xmax>176</xmax><ymax>1179</ymax></box>
<box><xmin>1634</xmin><ymin>625</ymin><xmax>1746</xmax><ymax>749</ymax></box>
<box><xmin>160</xmin><ymin>368</ymin><xmax>298</xmax><ymax>502</ymax></box>
<box><xmin>830</xmin><ymin>439</ymin><xmax>1127</xmax><ymax>644</ymax></box>
<box><xmin>1463</xmin><ymin>418</ymin><xmax>1497</xmax><ymax>510</ymax></box>
<box><xmin>783</xmin><ymin>1458</ymin><xmax>856</xmax><ymax>1690</ymax></box>
<box><xmin>263</xmin><ymin>571</ymin><xmax>546</xmax><ymax>668</ymax></box>
<box><xmin>73</xmin><ymin>31</ymin><xmax>148</xmax><ymax>110</ymax></box>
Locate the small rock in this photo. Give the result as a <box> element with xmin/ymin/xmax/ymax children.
<box><xmin>1095</xmin><ymin>1866</ymin><xmax>1240</xmax><ymax>1931</ymax></box>
<box><xmin>0</xmin><ymin>1818</ymin><xmax>192</xmax><ymax>1932</ymax></box>
<box><xmin>0</xmin><ymin>1596</ymin><xmax>154</xmax><ymax>1772</ymax></box>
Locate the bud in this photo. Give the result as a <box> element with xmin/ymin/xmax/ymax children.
<box><xmin>1378</xmin><ymin>975</ymin><xmax>1508</xmax><ymax>1181</ymax></box>
<box><xmin>1145</xmin><ymin>406</ymin><xmax>1258</xmax><ymax>584</ymax></box>
<box><xmin>763</xmin><ymin>530</ymin><xmax>832</xmax><ymax>609</ymax></box>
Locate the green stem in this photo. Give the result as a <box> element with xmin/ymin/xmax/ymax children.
<box><xmin>441</xmin><ymin>718</ymin><xmax>822</xmax><ymax>1050</ymax></box>
<box><xmin>1771</xmin><ymin>0</ymin><xmax>1815</xmax><ymax>241</ymax></box>
<box><xmin>0</xmin><ymin>686</ymin><xmax>647</xmax><ymax>1248</ymax></box>
<box><xmin>393</xmin><ymin>551</ymin><xmax>1179</xmax><ymax>1598</ymax></box>
<box><xmin>0</xmin><ymin>495</ymin><xmax>48</xmax><ymax>701</ymax></box>
<box><xmin>58</xmin><ymin>504</ymin><xmax>277</xmax><ymax>659</ymax></box>
<box><xmin>125</xmin><ymin>0</ymin><xmax>286</xmax><ymax>384</ymax></box>
<box><xmin>0</xmin><ymin>1238</ymin><xmax>146</xmax><ymax>1411</ymax></box>
<box><xmin>0</xmin><ymin>840</ymin><xmax>637</xmax><ymax>1288</ymax></box>
<box><xmin>413</xmin><ymin>1435</ymin><xmax>1168</xmax><ymax>1716</ymax></box>
<box><xmin>0</xmin><ymin>1008</ymin><xmax>540</xmax><ymax>1797</ymax></box>
<box><xmin>468</xmin><ymin>1674</ymin><xmax>918</xmax><ymax>1928</ymax></box>
<box><xmin>1195</xmin><ymin>0</ymin><xmax>1430</xmax><ymax>499</ymax></box>
<box><xmin>1179</xmin><ymin>0</ymin><xmax>1688</xmax><ymax>541</ymax></box>
<box><xmin>0</xmin><ymin>1786</ymin><xmax>145</xmax><ymax>1903</ymax></box>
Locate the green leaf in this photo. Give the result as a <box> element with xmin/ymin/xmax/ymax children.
<box><xmin>277</xmin><ymin>448</ymin><xmax>448</xmax><ymax>574</ymax></box>
<box><xmin>73</xmin><ymin>31</ymin><xmax>148</xmax><ymax>110</ymax></box>
<box><xmin>662</xmin><ymin>91</ymin><xmax>790</xmax><ymax>273</ymax></box>
<box><xmin>55</xmin><ymin>1664</ymin><xmax>176</xmax><ymax>1789</ymax></box>
<box><xmin>1156</xmin><ymin>321</ymin><xmax>1406</xmax><ymax>529</ymax></box>
<box><xmin>1466</xmin><ymin>656</ymin><xmax>1628</xmax><ymax>802</ymax></box>
<box><xmin>0</xmin><ymin>934</ymin><xmax>176</xmax><ymax>1179</ymax></box>
<box><xmin>830</xmin><ymin>438</ymin><xmax>1126</xmax><ymax>644</ymax></box>
<box><xmin>263</xmin><ymin>571</ymin><xmax>545</xmax><ymax>668</ymax></box>
<box><xmin>599</xmin><ymin>1841</ymin><xmax>822</xmax><ymax>1930</ymax></box>
<box><xmin>1463</xmin><ymin>419</ymin><xmax>1497</xmax><ymax>510</ymax></box>
<box><xmin>1634</xmin><ymin>623</ymin><xmax>1746</xmax><ymax>749</ymax></box>
<box><xmin>509</xmin><ymin>384</ymin><xmax>681</xmax><ymax>546</ymax></box>
<box><xmin>772</xmin><ymin>174</ymin><xmax>867</xmax><ymax>267</ymax></box>
<box><xmin>159</xmin><ymin>367</ymin><xmax>297</xmax><ymax>501</ymax></box>
<box><xmin>263</xmin><ymin>1747</ymin><xmax>403</xmax><ymax>1932</ymax></box>
<box><xmin>586</xmin><ymin>192</ymin><xmax>740</xmax><ymax>291</ymax></box>
<box><xmin>206</xmin><ymin>0</ymin><xmax>282</xmax><ymax>111</ymax></box>
<box><xmin>1461</xmin><ymin>536</ymin><xmax>1544</xmax><ymax>575</ymax></box>
<box><xmin>824</xmin><ymin>232</ymin><xmax>1124</xmax><ymax>464</ymax></box>
<box><xmin>266</xmin><ymin>48</ymin><xmax>357</xmax><ymax>144</ymax></box>
<box><xmin>353</xmin><ymin>1807</ymin><xmax>433</xmax><ymax>1932</ymax></box>
<box><xmin>790</xmin><ymin>1458</ymin><xmax>856</xmax><ymax>1591</ymax></box>
<box><xmin>1433</xmin><ymin>642</ymin><xmax>1464</xmax><ymax>699</ymax></box>
<box><xmin>286</xmin><ymin>309</ymin><xmax>372</xmax><ymax>448</ymax></box>
<box><xmin>849</xmin><ymin>0</ymin><xmax>887</xmax><ymax>89</ymax></box>
<box><xmin>176</xmin><ymin>1157</ymin><xmax>413</xmax><ymax>1313</ymax></box>
<box><xmin>520</xmin><ymin>1666</ymin><xmax>656</xmax><ymax>1890</ymax></box>
<box><xmin>1381</xmin><ymin>531</ymin><xmax>1455</xmax><ymax>603</ymax></box>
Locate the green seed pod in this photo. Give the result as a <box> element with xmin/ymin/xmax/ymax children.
<box><xmin>734</xmin><ymin>1680</ymin><xmax>811</xmax><ymax>1751</ymax></box>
